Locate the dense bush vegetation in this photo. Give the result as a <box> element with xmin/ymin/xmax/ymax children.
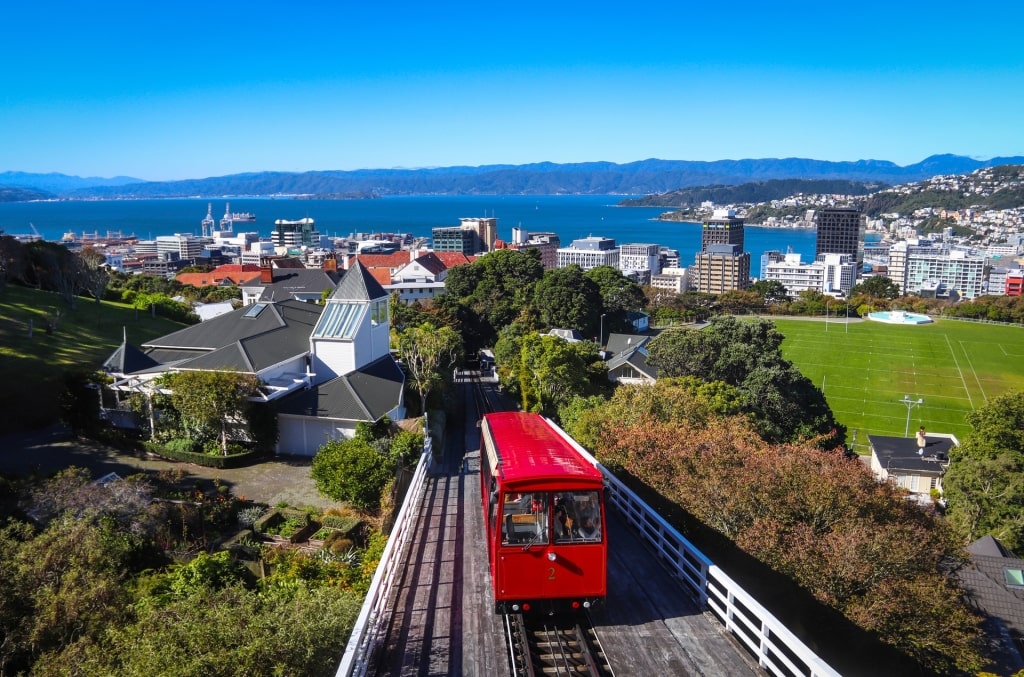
<box><xmin>0</xmin><ymin>467</ymin><xmax>380</xmax><ymax>675</ymax></box>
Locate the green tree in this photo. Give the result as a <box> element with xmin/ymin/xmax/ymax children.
<box><xmin>395</xmin><ymin>322</ymin><xmax>462</xmax><ymax>415</ymax></box>
<box><xmin>312</xmin><ymin>438</ymin><xmax>395</xmax><ymax>511</ymax></box>
<box><xmin>439</xmin><ymin>248</ymin><xmax>544</xmax><ymax>350</ymax></box>
<box><xmin>750</xmin><ymin>279</ymin><xmax>790</xmax><ymax>305</ymax></box>
<box><xmin>944</xmin><ymin>392</ymin><xmax>1024</xmax><ymax>551</ymax></box>
<box><xmin>850</xmin><ymin>275</ymin><xmax>902</xmax><ymax>300</ymax></box>
<box><xmin>647</xmin><ymin>317</ymin><xmax>843</xmax><ymax>447</ymax></box>
<box><xmin>517</xmin><ymin>333</ymin><xmax>607</xmax><ymax>417</ymax></box>
<box><xmin>533</xmin><ymin>265</ymin><xmax>603</xmax><ymax>336</ymax></box>
<box><xmin>584</xmin><ymin>265</ymin><xmax>646</xmax><ymax>338</ymax></box>
<box><xmin>158</xmin><ymin>370</ymin><xmax>262</xmax><ymax>454</ymax></box>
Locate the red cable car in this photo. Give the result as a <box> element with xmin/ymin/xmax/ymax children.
<box><xmin>480</xmin><ymin>412</ymin><xmax>607</xmax><ymax>615</ymax></box>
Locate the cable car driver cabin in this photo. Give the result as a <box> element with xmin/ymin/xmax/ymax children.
<box><xmin>480</xmin><ymin>412</ymin><xmax>607</xmax><ymax>615</ymax></box>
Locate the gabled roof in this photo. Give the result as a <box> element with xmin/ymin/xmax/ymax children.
<box><xmin>607</xmin><ymin>346</ymin><xmax>658</xmax><ymax>380</ymax></box>
<box><xmin>128</xmin><ymin>300</ymin><xmax>322</xmax><ymax>375</ymax></box>
<box><xmin>276</xmin><ymin>355</ymin><xmax>404</xmax><ymax>422</ymax></box>
<box><xmin>605</xmin><ymin>333</ymin><xmax>651</xmax><ymax>357</ymax></box>
<box><xmin>351</xmin><ymin>252</ymin><xmax>411</xmax><ymax>271</ymax></box>
<box><xmin>330</xmin><ymin>261</ymin><xmax>388</xmax><ymax>301</ymax></box>
<box><xmin>246</xmin><ymin>268</ymin><xmax>340</xmax><ymax>302</ymax></box>
<box><xmin>433</xmin><ymin>251</ymin><xmax>477</xmax><ymax>268</ymax></box>
<box><xmin>409</xmin><ymin>252</ymin><xmax>448</xmax><ymax>275</ymax></box>
<box><xmin>103</xmin><ymin>339</ymin><xmax>160</xmax><ymax>375</ymax></box>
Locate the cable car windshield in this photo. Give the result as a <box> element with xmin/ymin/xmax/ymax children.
<box><xmin>500</xmin><ymin>490</ymin><xmax>601</xmax><ymax>546</ymax></box>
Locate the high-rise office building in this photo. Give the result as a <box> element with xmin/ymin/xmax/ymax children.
<box><xmin>692</xmin><ymin>244</ymin><xmax>750</xmax><ymax>294</ymax></box>
<box><xmin>815</xmin><ymin>207</ymin><xmax>866</xmax><ymax>277</ymax></box>
<box><xmin>702</xmin><ymin>209</ymin><xmax>744</xmax><ymax>252</ymax></box>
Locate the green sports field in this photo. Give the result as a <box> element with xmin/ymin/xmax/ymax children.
<box><xmin>773</xmin><ymin>317</ymin><xmax>1024</xmax><ymax>454</ymax></box>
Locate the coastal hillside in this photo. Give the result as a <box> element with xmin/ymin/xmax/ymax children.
<box><xmin>5</xmin><ymin>154</ymin><xmax>1024</xmax><ymax>199</ymax></box>
<box><xmin>619</xmin><ymin>179</ymin><xmax>885</xmax><ymax>208</ymax></box>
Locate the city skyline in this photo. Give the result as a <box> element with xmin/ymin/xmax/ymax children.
<box><xmin>3</xmin><ymin>1</ymin><xmax>1023</xmax><ymax>181</ymax></box>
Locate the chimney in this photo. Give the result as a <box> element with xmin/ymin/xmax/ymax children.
<box><xmin>410</xmin><ymin>248</ymin><xmax>417</xmax><ymax>262</ymax></box>
<box><xmin>323</xmin><ymin>255</ymin><xmax>337</xmax><ymax>272</ymax></box>
<box><xmin>260</xmin><ymin>265</ymin><xmax>274</xmax><ymax>283</ymax></box>
<box><xmin>343</xmin><ymin>253</ymin><xmax>350</xmax><ymax>270</ymax></box>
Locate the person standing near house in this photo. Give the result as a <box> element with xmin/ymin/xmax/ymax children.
<box><xmin>916</xmin><ymin>426</ymin><xmax>927</xmax><ymax>455</ymax></box>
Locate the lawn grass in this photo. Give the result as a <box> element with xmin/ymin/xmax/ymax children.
<box><xmin>0</xmin><ymin>284</ymin><xmax>187</xmax><ymax>433</ymax></box>
<box><xmin>773</xmin><ymin>317</ymin><xmax>1024</xmax><ymax>453</ymax></box>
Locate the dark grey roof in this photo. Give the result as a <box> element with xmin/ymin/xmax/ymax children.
<box><xmin>107</xmin><ymin>300</ymin><xmax>323</xmax><ymax>376</ymax></box>
<box><xmin>276</xmin><ymin>355</ymin><xmax>404</xmax><ymax>422</ymax></box>
<box><xmin>332</xmin><ymin>261</ymin><xmax>388</xmax><ymax>302</ymax></box>
<box><xmin>252</xmin><ymin>268</ymin><xmax>340</xmax><ymax>302</ymax></box>
<box><xmin>868</xmin><ymin>434</ymin><xmax>954</xmax><ymax>476</ymax></box>
<box><xmin>605</xmin><ymin>333</ymin><xmax>650</xmax><ymax>358</ymax></box>
<box><xmin>957</xmin><ymin>536</ymin><xmax>1024</xmax><ymax>672</ymax></box>
<box><xmin>607</xmin><ymin>347</ymin><xmax>658</xmax><ymax>380</ymax></box>
<box><xmin>969</xmin><ymin>535</ymin><xmax>1017</xmax><ymax>559</ymax></box>
<box><xmin>103</xmin><ymin>340</ymin><xmax>160</xmax><ymax>375</ymax></box>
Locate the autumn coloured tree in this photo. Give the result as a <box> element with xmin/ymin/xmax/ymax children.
<box><xmin>592</xmin><ymin>414</ymin><xmax>984</xmax><ymax>673</ymax></box>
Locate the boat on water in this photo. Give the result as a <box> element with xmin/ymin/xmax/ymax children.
<box><xmin>219</xmin><ymin>202</ymin><xmax>255</xmax><ymax>229</ymax></box>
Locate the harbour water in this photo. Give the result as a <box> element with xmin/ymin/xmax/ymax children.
<box><xmin>0</xmin><ymin>195</ymin><xmax>818</xmax><ymax>267</ymax></box>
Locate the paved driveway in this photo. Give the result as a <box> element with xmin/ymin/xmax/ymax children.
<box><xmin>0</xmin><ymin>425</ymin><xmax>332</xmax><ymax>509</ymax></box>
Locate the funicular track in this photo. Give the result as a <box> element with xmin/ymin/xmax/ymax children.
<box><xmin>504</xmin><ymin>611</ymin><xmax>614</xmax><ymax>677</ymax></box>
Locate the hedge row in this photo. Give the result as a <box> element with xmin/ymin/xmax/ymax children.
<box><xmin>143</xmin><ymin>442</ymin><xmax>269</xmax><ymax>469</ymax></box>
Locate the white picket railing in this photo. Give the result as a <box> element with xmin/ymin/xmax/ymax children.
<box><xmin>549</xmin><ymin>419</ymin><xmax>841</xmax><ymax>677</ymax></box>
<box><xmin>335</xmin><ymin>434</ymin><xmax>433</xmax><ymax>677</ymax></box>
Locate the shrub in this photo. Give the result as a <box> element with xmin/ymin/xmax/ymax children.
<box><xmin>312</xmin><ymin>438</ymin><xmax>395</xmax><ymax>511</ymax></box>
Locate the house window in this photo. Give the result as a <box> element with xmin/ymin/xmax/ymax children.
<box><xmin>909</xmin><ymin>475</ymin><xmax>920</xmax><ymax>492</ymax></box>
<box><xmin>1004</xmin><ymin>568</ymin><xmax>1024</xmax><ymax>588</ymax></box>
<box><xmin>371</xmin><ymin>298</ymin><xmax>389</xmax><ymax>326</ymax></box>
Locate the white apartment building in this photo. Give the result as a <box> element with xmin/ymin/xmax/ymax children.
<box><xmin>764</xmin><ymin>253</ymin><xmax>855</xmax><ymax>296</ymax></box>
<box><xmin>155</xmin><ymin>233</ymin><xmax>208</xmax><ymax>261</ymax></box>
<box><xmin>905</xmin><ymin>249</ymin><xmax>985</xmax><ymax>299</ymax></box>
<box><xmin>765</xmin><ymin>254</ymin><xmax>826</xmax><ymax>295</ymax></box>
<box><xmin>650</xmin><ymin>267</ymin><xmax>688</xmax><ymax>293</ymax></box>
<box><xmin>619</xmin><ymin>243</ymin><xmax>661</xmax><ymax>283</ymax></box>
<box><xmin>817</xmin><ymin>253</ymin><xmax>857</xmax><ymax>294</ymax></box>
<box><xmin>556</xmin><ymin>236</ymin><xmax>619</xmax><ymax>270</ymax></box>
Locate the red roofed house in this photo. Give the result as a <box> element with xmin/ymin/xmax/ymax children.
<box><xmin>176</xmin><ymin>263</ymin><xmax>263</xmax><ymax>289</ymax></box>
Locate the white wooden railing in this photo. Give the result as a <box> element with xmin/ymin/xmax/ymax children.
<box><xmin>550</xmin><ymin>420</ymin><xmax>841</xmax><ymax>677</ymax></box>
<box><xmin>335</xmin><ymin>433</ymin><xmax>433</xmax><ymax>677</ymax></box>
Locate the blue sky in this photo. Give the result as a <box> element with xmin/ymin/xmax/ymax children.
<box><xmin>3</xmin><ymin>1</ymin><xmax>1022</xmax><ymax>181</ymax></box>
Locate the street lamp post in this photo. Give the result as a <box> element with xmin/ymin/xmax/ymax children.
<box><xmin>599</xmin><ymin>313</ymin><xmax>606</xmax><ymax>348</ymax></box>
<box><xmin>900</xmin><ymin>395</ymin><xmax>923</xmax><ymax>437</ymax></box>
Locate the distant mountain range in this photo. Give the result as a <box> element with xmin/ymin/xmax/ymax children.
<box><xmin>2</xmin><ymin>155</ymin><xmax>1023</xmax><ymax>200</ymax></box>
